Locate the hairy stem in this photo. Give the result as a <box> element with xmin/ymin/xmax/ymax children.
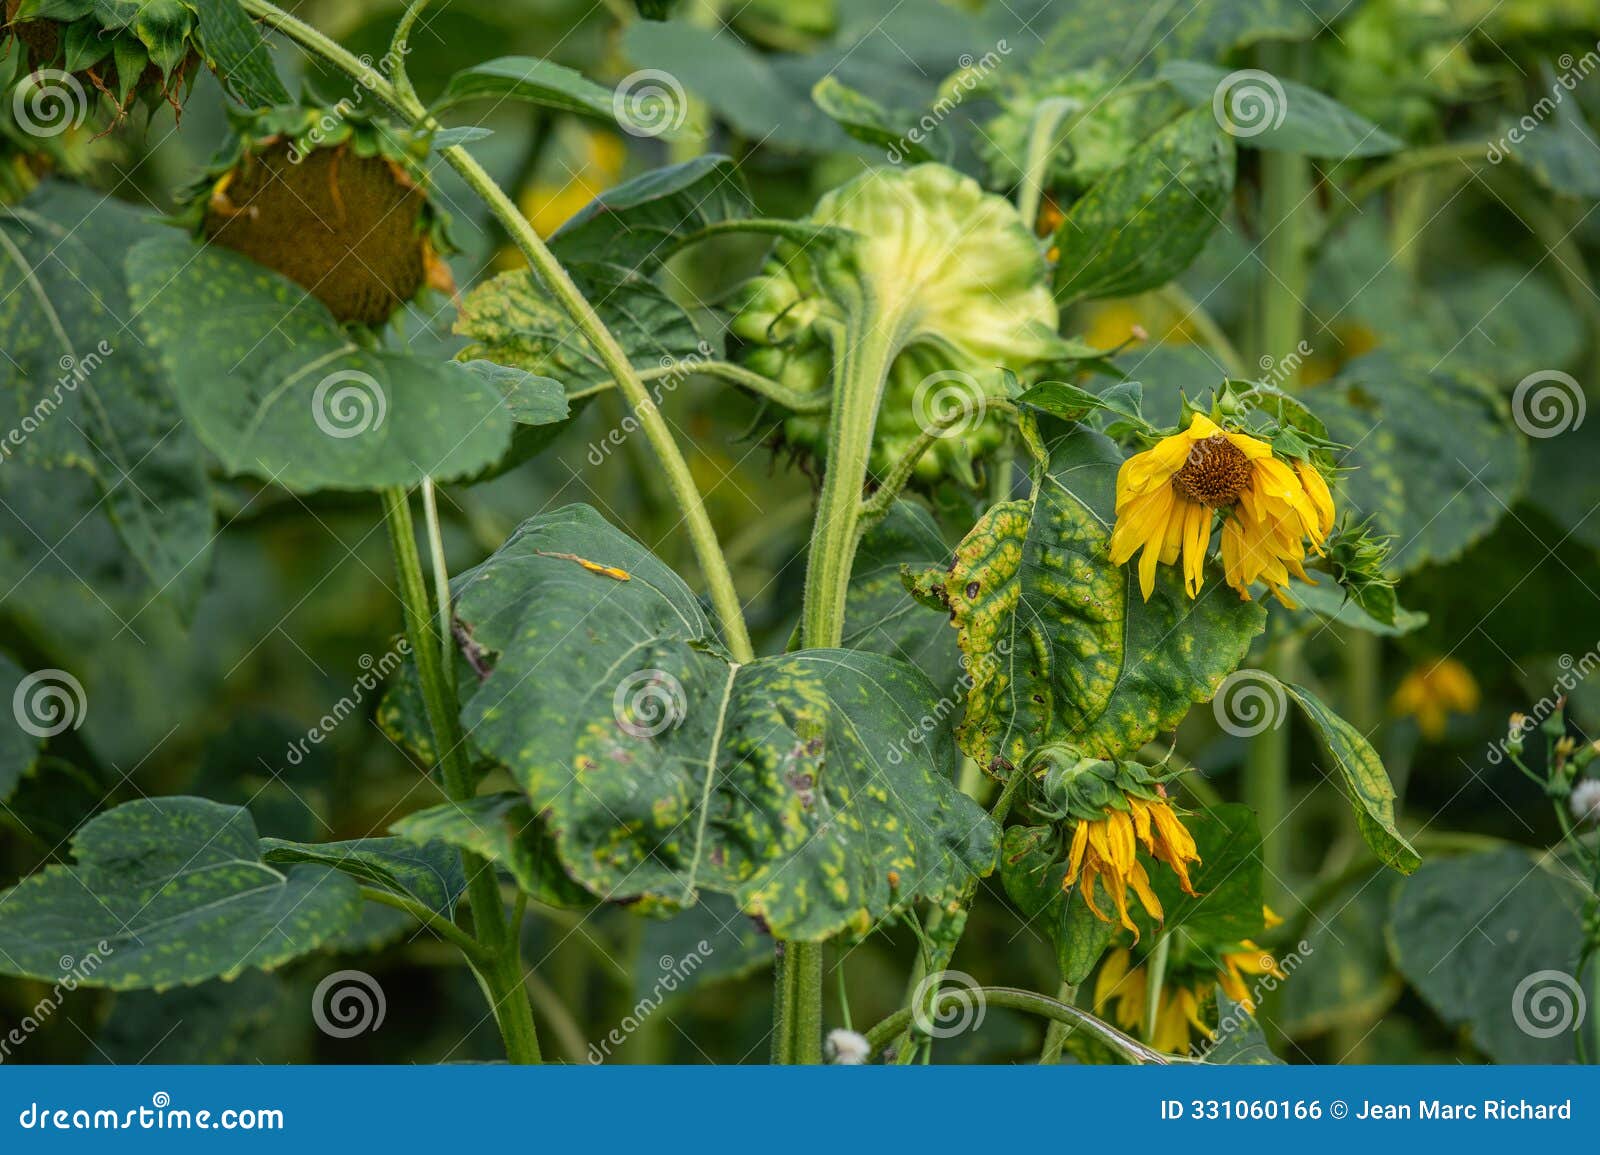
<box><xmin>381</xmin><ymin>487</ymin><xmax>541</xmax><ymax>1064</ymax></box>
<box><xmin>864</xmin><ymin>987</ymin><xmax>1173</xmax><ymax>1065</ymax></box>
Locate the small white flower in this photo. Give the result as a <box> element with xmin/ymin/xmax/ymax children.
<box><xmin>1570</xmin><ymin>778</ymin><xmax>1600</xmax><ymax>825</ymax></box>
<box><xmin>825</xmin><ymin>1028</ymin><xmax>872</xmax><ymax>1065</ymax></box>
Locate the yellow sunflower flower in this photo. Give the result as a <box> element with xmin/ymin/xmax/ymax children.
<box><xmin>1094</xmin><ymin>947</ymin><xmax>1213</xmax><ymax>1054</ymax></box>
<box><xmin>1390</xmin><ymin>656</ymin><xmax>1480</xmax><ymax>740</ymax></box>
<box><xmin>1108</xmin><ymin>413</ymin><xmax>1335</xmax><ymax>606</ymax></box>
<box><xmin>1064</xmin><ymin>792</ymin><xmax>1201</xmax><ymax>939</ymax></box>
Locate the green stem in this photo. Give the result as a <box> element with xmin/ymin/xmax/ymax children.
<box><xmin>1156</xmin><ymin>283</ymin><xmax>1247</xmax><ymax>377</ymax></box>
<box><xmin>799</xmin><ymin>317</ymin><xmax>907</xmax><ymax>649</ymax></box>
<box><xmin>380</xmin><ymin>487</ymin><xmax>541</xmax><ymax>1064</ymax></box>
<box><xmin>569</xmin><ymin>359</ymin><xmax>830</xmax><ymax>412</ymax></box>
<box><xmin>1142</xmin><ymin>932</ymin><xmax>1172</xmax><ymax>1041</ymax></box>
<box><xmin>1038</xmin><ymin>982</ymin><xmax>1078</xmax><ymax>1063</ymax></box>
<box><xmin>358</xmin><ymin>886</ymin><xmax>487</xmax><ymax>961</ymax></box>
<box><xmin>863</xmin><ymin>987</ymin><xmax>1173</xmax><ymax>1065</ymax></box>
<box><xmin>1017</xmin><ymin>96</ymin><xmax>1076</xmax><ymax>233</ymax></box>
<box><xmin>243</xmin><ymin>0</ymin><xmax>753</xmax><ymax>666</ymax></box>
<box><xmin>772</xmin><ymin>941</ymin><xmax>825</xmax><ymax>1065</ymax></box>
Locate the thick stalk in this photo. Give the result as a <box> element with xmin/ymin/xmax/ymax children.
<box><xmin>381</xmin><ymin>488</ymin><xmax>541</xmax><ymax>1064</ymax></box>
<box><xmin>1246</xmin><ymin>636</ymin><xmax>1301</xmax><ymax>897</ymax></box>
<box><xmin>1038</xmin><ymin>982</ymin><xmax>1078</xmax><ymax>1063</ymax></box>
<box><xmin>798</xmin><ymin>317</ymin><xmax>905</xmax><ymax>649</ymax></box>
<box><xmin>777</xmin><ymin>313</ymin><xmax>906</xmax><ymax>1064</ymax></box>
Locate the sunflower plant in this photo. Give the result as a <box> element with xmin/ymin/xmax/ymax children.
<box><xmin>0</xmin><ymin>0</ymin><xmax>1595</xmax><ymax>1075</ymax></box>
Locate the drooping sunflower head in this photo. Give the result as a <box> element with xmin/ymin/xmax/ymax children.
<box><xmin>1108</xmin><ymin>412</ymin><xmax>1336</xmax><ymax>606</ymax></box>
<box><xmin>1094</xmin><ymin>919</ymin><xmax>1288</xmax><ymax>1054</ymax></box>
<box><xmin>1031</xmin><ymin>746</ymin><xmax>1201</xmax><ymax>939</ymax></box>
<box><xmin>178</xmin><ymin>102</ymin><xmax>455</xmax><ymax>327</ymax></box>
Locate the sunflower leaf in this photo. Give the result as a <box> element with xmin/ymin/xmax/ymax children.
<box><xmin>1279</xmin><ymin>680</ymin><xmax>1419</xmax><ymax>873</ymax></box>
<box><xmin>445</xmin><ymin>504</ymin><xmax>998</xmax><ymax>941</ymax></box>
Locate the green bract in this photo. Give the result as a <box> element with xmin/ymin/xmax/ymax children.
<box><xmin>1028</xmin><ymin>744</ymin><xmax>1175</xmax><ymax>824</ymax></box>
<box><xmin>731</xmin><ymin>162</ymin><xmax>1060</xmax><ymax>486</ymax></box>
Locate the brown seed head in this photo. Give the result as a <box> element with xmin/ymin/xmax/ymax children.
<box><xmin>1172</xmin><ymin>434</ymin><xmax>1252</xmax><ymax>507</ymax></box>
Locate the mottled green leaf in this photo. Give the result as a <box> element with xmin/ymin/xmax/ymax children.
<box><xmin>450</xmin><ymin>504</ymin><xmax>997</xmax><ymax>940</ymax></box>
<box><xmin>126</xmin><ymin>235</ymin><xmax>512</xmax><ymax>492</ymax></box>
<box><xmin>455</xmin><ymin>268</ymin><xmax>705</xmax><ymax>398</ymax></box>
<box><xmin>1202</xmin><ymin>991</ymin><xmax>1283</xmax><ymax>1063</ymax></box>
<box><xmin>1160</xmin><ymin>61</ymin><xmax>1400</xmax><ymax>157</ymax></box>
<box><xmin>1391</xmin><ymin>849</ymin><xmax>1586</xmax><ymax>1062</ymax></box>
<box><xmin>261</xmin><ymin>837</ymin><xmax>467</xmax><ymax>919</ymax></box>
<box><xmin>846</xmin><ymin>501</ymin><xmax>963</xmax><ymax>700</ymax></box>
<box><xmin>1280</xmin><ymin>681</ymin><xmax>1419</xmax><ymax>872</ymax></box>
<box><xmin>999</xmin><ymin>824</ymin><xmax>1066</xmax><ymax>920</ymax></box>
<box><xmin>1053</xmin><ymin>108</ymin><xmax>1236</xmax><ymax>303</ymax></box>
<box><xmin>1056</xmin><ymin>887</ymin><xmax>1118</xmax><ymax>985</ymax></box>
<box><xmin>1317</xmin><ymin>352</ymin><xmax>1528</xmax><ymax>575</ymax></box>
<box><xmin>549</xmin><ymin>154</ymin><xmax>755</xmax><ymax>278</ymax></box>
<box><xmin>190</xmin><ymin>0</ymin><xmax>293</xmax><ymax>108</ymax></box>
<box><xmin>1</xmin><ymin>184</ymin><xmax>213</xmax><ymax>613</ymax></box>
<box><xmin>458</xmin><ymin>361</ymin><xmax>568</xmax><ymax>426</ymax></box>
<box><xmin>392</xmin><ymin>794</ymin><xmax>596</xmax><ymax>912</ymax></box>
<box><xmin>811</xmin><ymin>75</ymin><xmax>935</xmax><ymax>162</ymax></box>
<box><xmin>921</xmin><ymin>426</ymin><xmax>1265</xmax><ymax>769</ymax></box>
<box><xmin>0</xmin><ymin>797</ymin><xmax>363</xmax><ymax>991</ymax></box>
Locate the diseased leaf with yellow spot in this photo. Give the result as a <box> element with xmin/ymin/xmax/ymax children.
<box><xmin>451</xmin><ymin>505</ymin><xmax>997</xmax><ymax>941</ymax></box>
<box><xmin>0</xmin><ymin>798</ymin><xmax>362</xmax><ymax>991</ymax></box>
<box><xmin>919</xmin><ymin>426</ymin><xmax>1265</xmax><ymax>769</ymax></box>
